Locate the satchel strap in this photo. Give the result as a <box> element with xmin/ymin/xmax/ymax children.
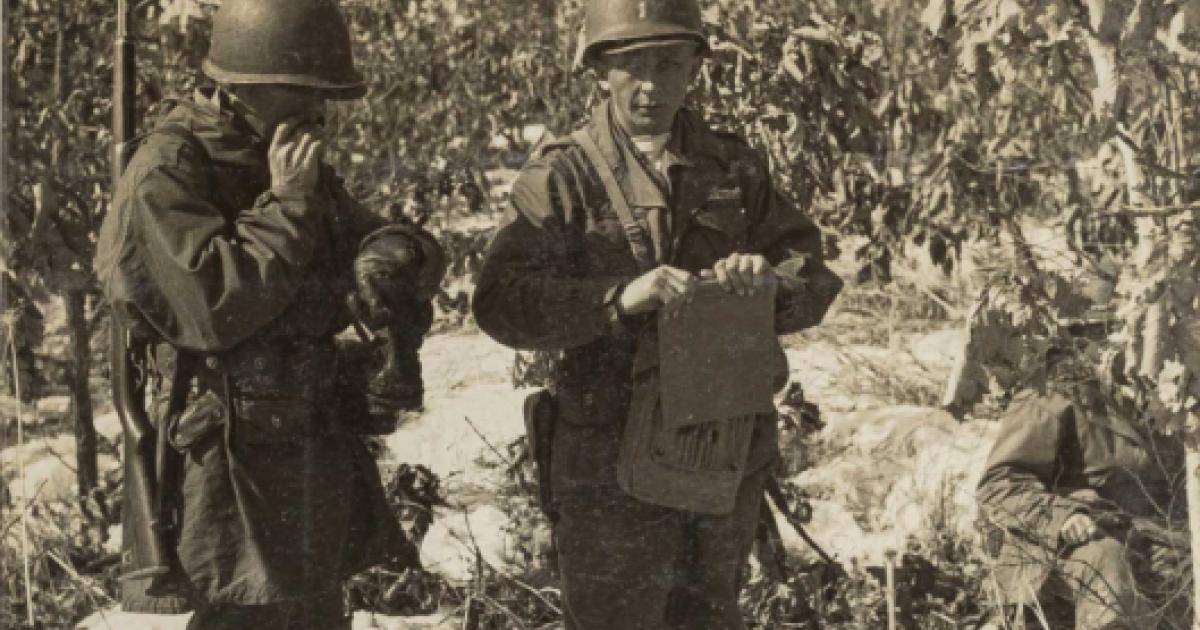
<box><xmin>571</xmin><ymin>129</ymin><xmax>655</xmax><ymax>272</ymax></box>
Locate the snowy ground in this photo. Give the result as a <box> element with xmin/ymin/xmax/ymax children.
<box><xmin>4</xmin><ymin>304</ymin><xmax>999</xmax><ymax>628</ymax></box>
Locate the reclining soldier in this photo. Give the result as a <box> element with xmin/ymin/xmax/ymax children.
<box><xmin>473</xmin><ymin>1</ymin><xmax>842</xmax><ymax>627</ymax></box>
<box><xmin>976</xmin><ymin>290</ymin><xmax>1191</xmax><ymax>629</ymax></box>
<box><xmin>95</xmin><ymin>1</ymin><xmax>445</xmax><ymax>628</ymax></box>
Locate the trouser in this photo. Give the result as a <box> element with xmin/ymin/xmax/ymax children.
<box><xmin>553</xmin><ymin>465</ymin><xmax>767</xmax><ymax>630</ymax></box>
<box><xmin>185</xmin><ymin>590</ymin><xmax>349</xmax><ymax>630</ymax></box>
<box><xmin>1041</xmin><ymin>536</ymin><xmax>1188</xmax><ymax>630</ymax></box>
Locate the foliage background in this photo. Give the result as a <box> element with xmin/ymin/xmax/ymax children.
<box><xmin>7</xmin><ymin>0</ymin><xmax>1200</xmax><ymax>627</ymax></box>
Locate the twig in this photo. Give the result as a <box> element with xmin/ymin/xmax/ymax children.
<box><xmin>472</xmin><ymin>592</ymin><xmax>528</xmax><ymax>629</ymax></box>
<box><xmin>0</xmin><ymin>479</ymin><xmax>49</xmax><ymax>539</ymax></box>
<box><xmin>462</xmin><ymin>415</ymin><xmax>514</xmax><ymax>467</ymax></box>
<box><xmin>495</xmin><ymin>572</ymin><xmax>561</xmax><ymax>617</ymax></box>
<box><xmin>8</xmin><ymin>331</ymin><xmax>35</xmax><ymax>626</ymax></box>
<box><xmin>1112</xmin><ymin>203</ymin><xmax>1200</xmax><ymax>218</ymax></box>
<box><xmin>450</xmin><ymin>503</ymin><xmax>561</xmax><ymax>620</ymax></box>
<box><xmin>45</xmin><ymin>550</ymin><xmax>113</xmax><ymax>601</ymax></box>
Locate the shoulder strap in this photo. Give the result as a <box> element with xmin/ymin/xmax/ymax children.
<box><xmin>570</xmin><ymin>129</ymin><xmax>655</xmax><ymax>271</ymax></box>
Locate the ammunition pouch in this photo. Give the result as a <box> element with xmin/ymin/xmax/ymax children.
<box><xmin>167</xmin><ymin>390</ymin><xmax>225</xmax><ymax>452</ymax></box>
<box><xmin>523</xmin><ymin>389</ymin><xmax>558</xmax><ymax>520</ymax></box>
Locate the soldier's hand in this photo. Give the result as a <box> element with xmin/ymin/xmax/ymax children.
<box><xmin>1060</xmin><ymin>512</ymin><xmax>1101</xmax><ymax>547</ymax></box>
<box><xmin>713</xmin><ymin>253</ymin><xmax>776</xmax><ymax>296</ymax></box>
<box><xmin>269</xmin><ymin>119</ymin><xmax>324</xmax><ymax>199</ymax></box>
<box><xmin>619</xmin><ymin>265</ymin><xmax>698</xmax><ymax>316</ymax></box>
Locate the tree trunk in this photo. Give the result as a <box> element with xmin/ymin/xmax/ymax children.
<box><xmin>54</xmin><ymin>12</ymin><xmax>98</xmax><ymax>496</ymax></box>
<box><xmin>1083</xmin><ymin>2</ymin><xmax>1200</xmax><ymax>624</ymax></box>
<box><xmin>66</xmin><ymin>289</ymin><xmax>98</xmax><ymax>495</ymax></box>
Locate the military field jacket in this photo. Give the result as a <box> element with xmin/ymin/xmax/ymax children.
<box><xmin>473</xmin><ymin>102</ymin><xmax>842</xmax><ymax>482</ymax></box>
<box><xmin>96</xmin><ymin>89</ymin><xmax>408</xmax><ymax>611</ymax></box>
<box><xmin>977</xmin><ymin>388</ymin><xmax>1186</xmax><ymax>602</ymax></box>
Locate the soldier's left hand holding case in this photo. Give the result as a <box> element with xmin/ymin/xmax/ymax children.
<box><xmin>712</xmin><ymin>252</ymin><xmax>776</xmax><ymax>296</ymax></box>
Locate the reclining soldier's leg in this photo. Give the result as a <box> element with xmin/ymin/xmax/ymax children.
<box><xmin>1058</xmin><ymin>537</ymin><xmax>1156</xmax><ymax>629</ymax></box>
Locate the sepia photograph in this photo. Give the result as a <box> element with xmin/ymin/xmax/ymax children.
<box><xmin>4</xmin><ymin>0</ymin><xmax>1200</xmax><ymax>628</ymax></box>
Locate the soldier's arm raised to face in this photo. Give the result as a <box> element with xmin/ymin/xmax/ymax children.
<box><xmin>118</xmin><ymin>135</ymin><xmax>329</xmax><ymax>352</ymax></box>
<box><xmin>473</xmin><ymin>158</ymin><xmax>634</xmax><ymax>351</ymax></box>
<box><xmin>739</xmin><ymin>151</ymin><xmax>843</xmax><ymax>334</ymax></box>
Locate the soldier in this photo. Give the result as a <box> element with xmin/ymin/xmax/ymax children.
<box><xmin>95</xmin><ymin>0</ymin><xmax>444</xmax><ymax>628</ymax></box>
<box><xmin>473</xmin><ymin>0</ymin><xmax>842</xmax><ymax>627</ymax></box>
<box><xmin>977</xmin><ymin>307</ymin><xmax>1191</xmax><ymax>628</ymax></box>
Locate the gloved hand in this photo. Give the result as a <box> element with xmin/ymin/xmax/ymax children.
<box><xmin>349</xmin><ymin>223</ymin><xmax>446</xmax><ymax>425</ymax></box>
<box><xmin>352</xmin><ymin>224</ymin><xmax>447</xmax><ymax>331</ymax></box>
<box><xmin>367</xmin><ymin>326</ymin><xmax>425</xmax><ymax>415</ymax></box>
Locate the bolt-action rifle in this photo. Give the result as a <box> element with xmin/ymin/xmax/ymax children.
<box><xmin>110</xmin><ymin>0</ymin><xmax>189</xmax><ymax>600</ymax></box>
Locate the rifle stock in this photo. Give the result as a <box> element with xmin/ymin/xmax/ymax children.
<box><xmin>111</xmin><ymin>321</ymin><xmax>179</xmax><ymax>589</ymax></box>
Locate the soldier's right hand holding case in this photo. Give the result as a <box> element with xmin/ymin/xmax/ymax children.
<box><xmin>269</xmin><ymin>118</ymin><xmax>324</xmax><ymax>200</ymax></box>
<box><xmin>618</xmin><ymin>265</ymin><xmax>699</xmax><ymax>317</ymax></box>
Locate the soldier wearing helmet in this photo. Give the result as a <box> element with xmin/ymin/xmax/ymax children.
<box><xmin>966</xmin><ymin>266</ymin><xmax>1192</xmax><ymax>627</ymax></box>
<box><xmin>95</xmin><ymin>1</ymin><xmax>444</xmax><ymax>627</ymax></box>
<box><xmin>474</xmin><ymin>0</ymin><xmax>842</xmax><ymax>627</ymax></box>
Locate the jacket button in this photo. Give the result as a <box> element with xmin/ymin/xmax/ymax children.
<box><xmin>206</xmin><ymin>356</ymin><xmax>219</xmax><ymax>369</ymax></box>
<box><xmin>254</xmin><ymin>357</ymin><xmax>266</xmax><ymax>370</ymax></box>
<box><xmin>271</xmin><ymin>416</ymin><xmax>283</xmax><ymax>429</ymax></box>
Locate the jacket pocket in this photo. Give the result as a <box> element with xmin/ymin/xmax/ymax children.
<box><xmin>693</xmin><ymin>202</ymin><xmax>749</xmax><ymax>249</ymax></box>
<box><xmin>233</xmin><ymin>397</ymin><xmax>317</xmax><ymax>445</ymax></box>
<box><xmin>169</xmin><ymin>390</ymin><xmax>226</xmax><ymax>451</ymax></box>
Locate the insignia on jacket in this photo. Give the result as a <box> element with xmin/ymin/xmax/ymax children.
<box><xmin>707</xmin><ymin>187</ymin><xmax>741</xmax><ymax>202</ymax></box>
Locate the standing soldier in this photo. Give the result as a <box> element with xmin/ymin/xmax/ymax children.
<box><xmin>473</xmin><ymin>0</ymin><xmax>842</xmax><ymax>627</ymax></box>
<box><xmin>96</xmin><ymin>0</ymin><xmax>445</xmax><ymax>628</ymax></box>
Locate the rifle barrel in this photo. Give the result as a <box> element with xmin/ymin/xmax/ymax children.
<box><xmin>113</xmin><ymin>0</ymin><xmax>136</xmax><ymax>181</ymax></box>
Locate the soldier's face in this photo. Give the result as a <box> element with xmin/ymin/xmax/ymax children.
<box><xmin>229</xmin><ymin>84</ymin><xmax>329</xmax><ymax>137</ymax></box>
<box><xmin>597</xmin><ymin>43</ymin><xmax>701</xmax><ymax>136</ymax></box>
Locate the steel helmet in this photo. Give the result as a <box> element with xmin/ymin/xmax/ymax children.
<box><xmin>202</xmin><ymin>0</ymin><xmax>366</xmax><ymax>99</ymax></box>
<box><xmin>577</xmin><ymin>0</ymin><xmax>708</xmax><ymax>67</ymax></box>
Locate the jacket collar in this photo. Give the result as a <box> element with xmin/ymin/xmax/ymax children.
<box><xmin>155</xmin><ymin>87</ymin><xmax>269</xmax><ymax>172</ymax></box>
<box><xmin>582</xmin><ymin>101</ymin><xmax>729</xmax><ymax>208</ymax></box>
<box><xmin>584</xmin><ymin>101</ymin><xmax>711</xmax><ymax>177</ymax></box>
